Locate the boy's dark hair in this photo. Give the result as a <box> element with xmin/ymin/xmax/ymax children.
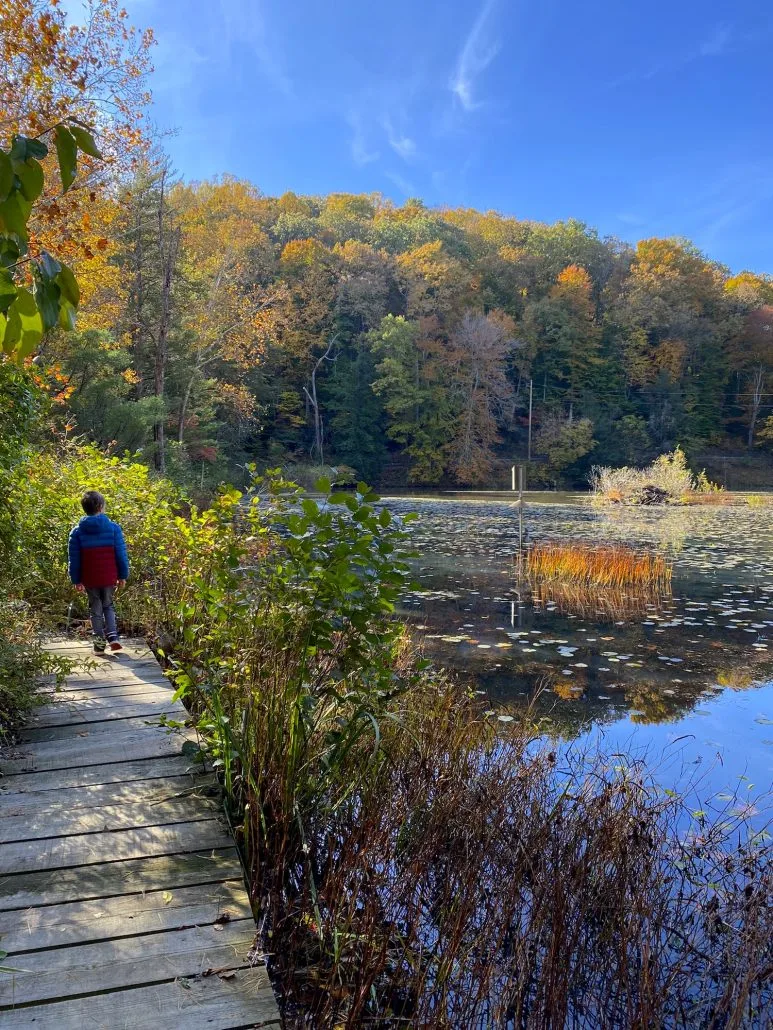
<box><xmin>81</xmin><ymin>490</ymin><xmax>105</xmax><ymax>516</ymax></box>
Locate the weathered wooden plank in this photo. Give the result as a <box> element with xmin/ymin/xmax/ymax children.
<box><xmin>0</xmin><ymin>725</ymin><xmax>196</xmax><ymax>774</ymax></box>
<box><xmin>43</xmin><ymin>637</ymin><xmax>152</xmax><ymax>652</ymax></box>
<box><xmin>36</xmin><ymin>683</ymin><xmax>174</xmax><ymax>705</ymax></box>
<box><xmin>21</xmin><ymin>706</ymin><xmax>187</xmax><ymax>741</ymax></box>
<box><xmin>0</xmin><ymin>920</ymin><xmax>257</xmax><ymax>1008</ymax></box>
<box><xmin>0</xmin><ymin>848</ymin><xmax>243</xmax><ymax>909</ymax></box>
<box><xmin>0</xmin><ymin>754</ymin><xmax>203</xmax><ymax>792</ymax></box>
<box><xmin>22</xmin><ymin>705</ymin><xmax>185</xmax><ymax>739</ymax></box>
<box><xmin>0</xmin><ymin>969</ymin><xmax>281</xmax><ymax>1029</ymax></box>
<box><xmin>0</xmin><ymin>881</ymin><xmax>250</xmax><ymax>955</ymax></box>
<box><xmin>0</xmin><ymin>819</ymin><xmax>232</xmax><ymax>875</ymax></box>
<box><xmin>0</xmin><ymin>794</ymin><xmax>219</xmax><ymax>844</ymax></box>
<box><xmin>27</xmin><ymin>699</ymin><xmax>185</xmax><ymax>730</ymax></box>
<box><xmin>48</xmin><ymin>683</ymin><xmax>176</xmax><ymax>704</ymax></box>
<box><xmin>0</xmin><ymin>775</ymin><xmax>214</xmax><ymax>816</ymax></box>
<box><xmin>2</xmin><ymin>638</ymin><xmax>282</xmax><ymax>1025</ymax></box>
<box><xmin>48</xmin><ymin>669</ymin><xmax>173</xmax><ymax>688</ymax></box>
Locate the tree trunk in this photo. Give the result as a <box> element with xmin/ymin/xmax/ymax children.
<box><xmin>303</xmin><ymin>337</ymin><xmax>338</xmax><ymax>466</ymax></box>
<box><xmin>153</xmin><ymin>167</ymin><xmax>180</xmax><ymax>475</ymax></box>
<box><xmin>178</xmin><ymin>373</ymin><xmax>195</xmax><ymax>444</ymax></box>
<box><xmin>748</xmin><ymin>365</ymin><xmax>765</xmax><ymax>448</ymax></box>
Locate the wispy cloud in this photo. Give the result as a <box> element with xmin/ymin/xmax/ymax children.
<box><xmin>607</xmin><ymin>23</ymin><xmax>736</xmax><ymax>89</ymax></box>
<box><xmin>383</xmin><ymin>117</ymin><xmax>417</xmax><ymax>161</ymax></box>
<box><xmin>219</xmin><ymin>0</ymin><xmax>292</xmax><ymax>97</ymax></box>
<box><xmin>385</xmin><ymin>170</ymin><xmax>416</xmax><ymax>197</ymax></box>
<box><xmin>698</xmin><ymin>24</ymin><xmax>732</xmax><ymax>57</ymax></box>
<box><xmin>152</xmin><ymin>37</ymin><xmax>208</xmax><ymax>93</ymax></box>
<box><xmin>348</xmin><ymin>113</ymin><xmax>380</xmax><ymax>166</ymax></box>
<box><xmin>450</xmin><ymin>0</ymin><xmax>501</xmax><ymax>111</ymax></box>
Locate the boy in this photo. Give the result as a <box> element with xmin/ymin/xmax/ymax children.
<box><xmin>68</xmin><ymin>490</ymin><xmax>129</xmax><ymax>655</ymax></box>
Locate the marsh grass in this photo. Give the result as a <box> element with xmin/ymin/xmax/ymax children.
<box><xmin>531</xmin><ymin>580</ymin><xmax>668</xmax><ymax>621</ymax></box>
<box><xmin>526</xmin><ymin>541</ymin><xmax>673</xmax><ymax>594</ymax></box>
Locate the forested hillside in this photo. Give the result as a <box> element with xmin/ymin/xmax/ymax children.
<box><xmin>11</xmin><ymin>0</ymin><xmax>770</xmax><ymax>490</ymax></box>
<box><xmin>45</xmin><ymin>176</ymin><xmax>772</xmax><ymax>490</ymax></box>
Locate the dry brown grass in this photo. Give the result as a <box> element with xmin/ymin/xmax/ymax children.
<box><xmin>265</xmin><ymin>681</ymin><xmax>772</xmax><ymax>1028</ymax></box>
<box><xmin>679</xmin><ymin>491</ymin><xmax>733</xmax><ymax>506</ymax></box>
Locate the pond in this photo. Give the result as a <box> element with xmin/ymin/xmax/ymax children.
<box><xmin>385</xmin><ymin>493</ymin><xmax>773</xmax><ymax>799</ymax></box>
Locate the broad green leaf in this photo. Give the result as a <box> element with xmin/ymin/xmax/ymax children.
<box><xmin>34</xmin><ymin>275</ymin><xmax>61</xmax><ymax>331</ymax></box>
<box><xmin>69</xmin><ymin>123</ymin><xmax>103</xmax><ymax>159</ymax></box>
<box><xmin>38</xmin><ymin>252</ymin><xmax>62</xmax><ymax>279</ymax></box>
<box><xmin>5</xmin><ymin>287</ymin><xmax>43</xmax><ymax>360</ymax></box>
<box><xmin>56</xmin><ymin>263</ymin><xmax>80</xmax><ymax>306</ymax></box>
<box><xmin>0</xmin><ymin>151</ymin><xmax>13</xmax><ymax>202</ymax></box>
<box><xmin>0</xmin><ymin>236</ymin><xmax>21</xmax><ymax>268</ymax></box>
<box><xmin>328</xmin><ymin>492</ymin><xmax>350</xmax><ymax>505</ymax></box>
<box><xmin>0</xmin><ymin>268</ymin><xmax>16</xmax><ymax>313</ymax></box>
<box><xmin>0</xmin><ymin>190</ymin><xmax>32</xmax><ymax>240</ymax></box>
<box><xmin>2</xmin><ymin>304</ymin><xmax>20</xmax><ymax>354</ymax></box>
<box><xmin>14</xmin><ymin>158</ymin><xmax>44</xmax><ymax>202</ymax></box>
<box><xmin>378</xmin><ymin>507</ymin><xmax>392</xmax><ymax>527</ymax></box>
<box><xmin>9</xmin><ymin>136</ymin><xmax>48</xmax><ymax>162</ymax></box>
<box><xmin>58</xmin><ymin>299</ymin><xmax>76</xmax><ymax>331</ymax></box>
<box><xmin>314</xmin><ymin>475</ymin><xmax>331</xmax><ymax>494</ymax></box>
<box><xmin>54</xmin><ymin>125</ymin><xmax>78</xmax><ymax>191</ymax></box>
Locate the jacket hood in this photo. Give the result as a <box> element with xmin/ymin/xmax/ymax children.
<box><xmin>78</xmin><ymin>513</ymin><xmax>111</xmax><ymax>535</ymax></box>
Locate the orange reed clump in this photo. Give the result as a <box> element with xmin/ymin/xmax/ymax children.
<box><xmin>526</xmin><ymin>540</ymin><xmax>672</xmax><ymax>592</ymax></box>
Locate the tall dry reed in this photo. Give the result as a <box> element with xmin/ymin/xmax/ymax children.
<box><xmin>526</xmin><ymin>540</ymin><xmax>672</xmax><ymax>593</ymax></box>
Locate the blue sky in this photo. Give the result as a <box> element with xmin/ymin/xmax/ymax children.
<box><xmin>75</xmin><ymin>0</ymin><xmax>773</xmax><ymax>272</ymax></box>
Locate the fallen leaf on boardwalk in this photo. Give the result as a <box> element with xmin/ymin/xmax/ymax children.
<box><xmin>162</xmin><ymin>891</ymin><xmax>173</xmax><ymax>904</ymax></box>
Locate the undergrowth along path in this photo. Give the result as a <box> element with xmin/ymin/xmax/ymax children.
<box><xmin>0</xmin><ymin>637</ymin><xmax>281</xmax><ymax>1029</ymax></box>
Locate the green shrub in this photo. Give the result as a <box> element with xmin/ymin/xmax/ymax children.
<box><xmin>0</xmin><ymin>602</ymin><xmax>72</xmax><ymax>743</ymax></box>
<box><xmin>590</xmin><ymin>446</ymin><xmax>719</xmax><ymax>503</ymax></box>
<box><xmin>4</xmin><ymin>439</ymin><xmax>185</xmax><ymax>627</ymax></box>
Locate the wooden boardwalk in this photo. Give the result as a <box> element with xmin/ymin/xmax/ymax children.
<box><xmin>0</xmin><ymin>638</ymin><xmax>281</xmax><ymax>1029</ymax></box>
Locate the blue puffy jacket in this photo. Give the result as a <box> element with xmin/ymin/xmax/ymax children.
<box><xmin>68</xmin><ymin>513</ymin><xmax>129</xmax><ymax>588</ymax></box>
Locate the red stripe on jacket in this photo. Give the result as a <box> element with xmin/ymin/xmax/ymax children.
<box><xmin>80</xmin><ymin>546</ymin><xmax>119</xmax><ymax>589</ymax></box>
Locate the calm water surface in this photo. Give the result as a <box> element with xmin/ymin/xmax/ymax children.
<box><xmin>385</xmin><ymin>493</ymin><xmax>773</xmax><ymax>798</ymax></box>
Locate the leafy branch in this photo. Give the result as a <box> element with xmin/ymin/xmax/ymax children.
<box><xmin>0</xmin><ymin>120</ymin><xmax>101</xmax><ymax>362</ymax></box>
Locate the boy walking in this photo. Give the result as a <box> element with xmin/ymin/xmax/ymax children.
<box><xmin>68</xmin><ymin>491</ymin><xmax>129</xmax><ymax>654</ymax></box>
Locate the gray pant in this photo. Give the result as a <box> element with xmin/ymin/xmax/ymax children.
<box><xmin>86</xmin><ymin>587</ymin><xmax>118</xmax><ymax>642</ymax></box>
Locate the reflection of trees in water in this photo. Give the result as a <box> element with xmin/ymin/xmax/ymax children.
<box><xmin>595</xmin><ymin>506</ymin><xmax>690</xmax><ymax>555</ymax></box>
<box><xmin>626</xmin><ymin>684</ymin><xmax>686</xmax><ymax>725</ymax></box>
<box><xmin>537</xmin><ymin>674</ymin><xmax>702</xmax><ymax>738</ymax></box>
<box><xmin>716</xmin><ymin>667</ymin><xmax>756</xmax><ymax>690</ymax></box>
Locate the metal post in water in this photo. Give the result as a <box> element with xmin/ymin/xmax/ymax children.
<box><xmin>518</xmin><ymin>465</ymin><xmax>524</xmax><ymax>552</ymax></box>
<box><xmin>511</xmin><ymin>464</ymin><xmax>516</xmax><ymax>492</ymax></box>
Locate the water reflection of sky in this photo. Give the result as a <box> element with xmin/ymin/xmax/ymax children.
<box><xmin>385</xmin><ymin>494</ymin><xmax>773</xmax><ymax>797</ymax></box>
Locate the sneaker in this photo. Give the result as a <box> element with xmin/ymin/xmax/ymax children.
<box><xmin>94</xmin><ymin>639</ymin><xmax>106</xmax><ymax>655</ymax></box>
<box><xmin>109</xmin><ymin>640</ymin><xmax>124</xmax><ymax>653</ymax></box>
